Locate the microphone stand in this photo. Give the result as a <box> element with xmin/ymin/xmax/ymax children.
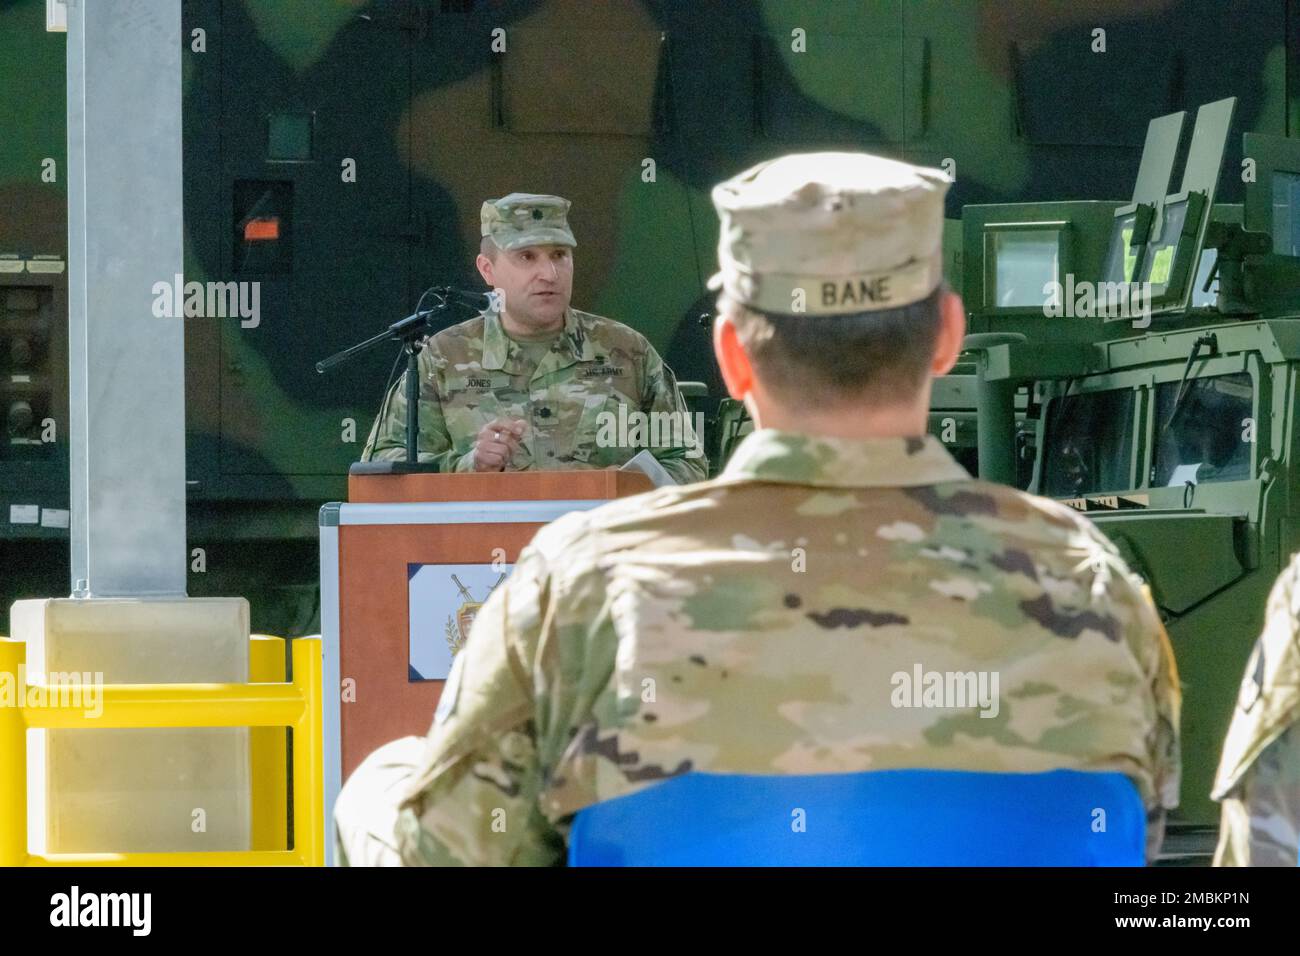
<box><xmin>317</xmin><ymin>288</ymin><xmax>471</xmax><ymax>473</ymax></box>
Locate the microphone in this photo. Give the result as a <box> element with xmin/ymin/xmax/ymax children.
<box><xmin>378</xmin><ymin>288</ymin><xmax>480</xmax><ymax>344</ymax></box>
<box><xmin>315</xmin><ymin>285</ymin><xmax>489</xmax><ymax>374</ymax></box>
<box><xmin>429</xmin><ymin>286</ymin><xmax>493</xmax><ymax>310</ymax></box>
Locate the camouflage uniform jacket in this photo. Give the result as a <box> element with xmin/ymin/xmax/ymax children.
<box><xmin>360</xmin><ymin>307</ymin><xmax>706</xmax><ymax>483</ymax></box>
<box><xmin>1213</xmin><ymin>554</ymin><xmax>1300</xmax><ymax>866</ymax></box>
<box><xmin>393</xmin><ymin>430</ymin><xmax>1181</xmax><ymax>866</ymax></box>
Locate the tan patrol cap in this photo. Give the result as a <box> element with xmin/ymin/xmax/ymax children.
<box><xmin>708</xmin><ymin>152</ymin><xmax>950</xmax><ymax>316</ymax></box>
<box><xmin>480</xmin><ymin>192</ymin><xmax>577</xmax><ymax>251</ymax></box>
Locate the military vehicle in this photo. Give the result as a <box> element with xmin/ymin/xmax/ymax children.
<box><xmin>957</xmin><ymin>98</ymin><xmax>1300</xmax><ymax>842</ymax></box>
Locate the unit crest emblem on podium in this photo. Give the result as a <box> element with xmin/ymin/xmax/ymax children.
<box><xmin>445</xmin><ymin>572</ymin><xmax>507</xmax><ymax>656</ymax></box>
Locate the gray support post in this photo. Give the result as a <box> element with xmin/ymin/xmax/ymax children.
<box><xmin>66</xmin><ymin>0</ymin><xmax>186</xmax><ymax>597</ymax></box>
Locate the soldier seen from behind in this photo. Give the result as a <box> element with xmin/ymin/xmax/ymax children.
<box><xmin>1213</xmin><ymin>555</ymin><xmax>1300</xmax><ymax>866</ymax></box>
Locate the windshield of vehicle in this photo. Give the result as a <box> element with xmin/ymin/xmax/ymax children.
<box><xmin>1041</xmin><ymin>388</ymin><xmax>1136</xmax><ymax>497</ymax></box>
<box><xmin>1153</xmin><ymin>372</ymin><xmax>1253</xmax><ymax>486</ymax></box>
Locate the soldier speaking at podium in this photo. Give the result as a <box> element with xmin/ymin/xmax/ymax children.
<box><xmin>360</xmin><ymin>193</ymin><xmax>706</xmax><ymax>483</ymax></box>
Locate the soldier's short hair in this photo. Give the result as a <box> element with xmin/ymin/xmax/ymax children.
<box><xmin>480</xmin><ymin>236</ymin><xmax>500</xmax><ymax>260</ymax></box>
<box><xmin>724</xmin><ymin>284</ymin><xmax>945</xmax><ymax>408</ymax></box>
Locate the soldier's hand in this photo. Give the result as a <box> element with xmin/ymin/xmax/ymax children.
<box><xmin>471</xmin><ymin>418</ymin><xmax>526</xmax><ymax>472</ymax></box>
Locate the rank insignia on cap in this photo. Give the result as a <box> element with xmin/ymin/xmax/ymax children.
<box><xmin>481</xmin><ymin>192</ymin><xmax>577</xmax><ymax>251</ymax></box>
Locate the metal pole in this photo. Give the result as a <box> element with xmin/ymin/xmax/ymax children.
<box><xmin>976</xmin><ymin>372</ymin><xmax>1017</xmax><ymax>486</ymax></box>
<box><xmin>406</xmin><ymin>346</ymin><xmax>420</xmax><ymax>462</ymax></box>
<box><xmin>66</xmin><ymin>0</ymin><xmax>186</xmax><ymax>597</ymax></box>
<box><xmin>962</xmin><ymin>333</ymin><xmax>1026</xmax><ymax>487</ymax></box>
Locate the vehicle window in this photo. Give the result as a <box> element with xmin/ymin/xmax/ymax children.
<box><xmin>990</xmin><ymin>229</ymin><xmax>1060</xmax><ymax>308</ymax></box>
<box><xmin>1153</xmin><ymin>372</ymin><xmax>1253</xmax><ymax>486</ymax></box>
<box><xmin>1042</xmin><ymin>389</ymin><xmax>1136</xmax><ymax>497</ymax></box>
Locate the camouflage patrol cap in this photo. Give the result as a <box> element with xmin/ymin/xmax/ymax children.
<box><xmin>480</xmin><ymin>193</ymin><xmax>577</xmax><ymax>251</ymax></box>
<box><xmin>708</xmin><ymin>152</ymin><xmax>950</xmax><ymax>316</ymax></box>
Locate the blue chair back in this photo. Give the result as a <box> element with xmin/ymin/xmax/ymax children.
<box><xmin>568</xmin><ymin>769</ymin><xmax>1145</xmax><ymax>866</ymax></box>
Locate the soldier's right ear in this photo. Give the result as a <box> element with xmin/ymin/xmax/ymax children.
<box><xmin>475</xmin><ymin>253</ymin><xmax>495</xmax><ymax>287</ymax></box>
<box><xmin>930</xmin><ymin>289</ymin><xmax>967</xmax><ymax>378</ymax></box>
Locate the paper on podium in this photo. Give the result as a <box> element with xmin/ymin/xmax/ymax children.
<box><xmin>619</xmin><ymin>450</ymin><xmax>678</xmax><ymax>487</ymax></box>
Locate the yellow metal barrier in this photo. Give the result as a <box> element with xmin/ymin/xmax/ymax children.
<box><xmin>0</xmin><ymin>635</ymin><xmax>323</xmax><ymax>866</ymax></box>
<box><xmin>250</xmin><ymin>635</ymin><xmax>290</xmax><ymax>852</ymax></box>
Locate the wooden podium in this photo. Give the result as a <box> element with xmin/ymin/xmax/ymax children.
<box><xmin>318</xmin><ymin>470</ymin><xmax>653</xmax><ymax>804</ymax></box>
